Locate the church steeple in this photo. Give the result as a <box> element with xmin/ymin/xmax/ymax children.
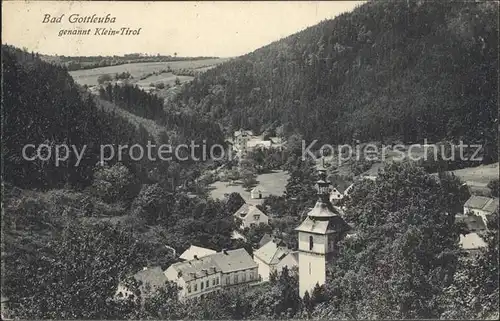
<box><xmin>295</xmin><ymin>163</ymin><xmax>350</xmax><ymax>297</ymax></box>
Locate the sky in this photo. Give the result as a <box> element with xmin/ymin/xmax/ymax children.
<box><xmin>2</xmin><ymin>1</ymin><xmax>364</xmax><ymax>58</ymax></box>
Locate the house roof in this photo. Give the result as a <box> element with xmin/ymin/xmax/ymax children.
<box><xmin>253</xmin><ymin>239</ymin><xmax>290</xmax><ymax>265</ymax></box>
<box><xmin>459</xmin><ymin>232</ymin><xmax>487</xmax><ymax>250</ymax></box>
<box><xmin>170</xmin><ymin>256</ymin><xmax>221</xmax><ymax>282</ymax></box>
<box><xmin>179</xmin><ymin>245</ymin><xmax>216</xmax><ymax>261</ymax></box>
<box><xmin>258</xmin><ymin>233</ymin><xmax>273</xmax><ymax>248</ymax></box>
<box><xmin>170</xmin><ymin>248</ymin><xmax>256</xmax><ymax>281</ymax></box>
<box><xmin>464</xmin><ymin>196</ymin><xmax>499</xmax><ymax>214</ymax></box>
<box><xmin>234</xmin><ymin>129</ymin><xmax>253</xmax><ymax>137</ymax></box>
<box><xmin>234</xmin><ymin>203</ymin><xmax>266</xmax><ymax>219</ymax></box>
<box><xmin>330</xmin><ymin>178</ymin><xmax>352</xmax><ymax>194</ymax></box>
<box><xmin>133</xmin><ymin>266</ymin><xmax>168</xmax><ymax>289</ymax></box>
<box><xmin>210</xmin><ymin>248</ymin><xmax>257</xmax><ymax>273</ymax></box>
<box><xmin>276</xmin><ymin>251</ymin><xmax>299</xmax><ymax>270</ymax></box>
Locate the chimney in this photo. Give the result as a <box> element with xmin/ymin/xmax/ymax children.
<box><xmin>194</xmin><ymin>255</ymin><xmax>198</xmax><ymax>260</ymax></box>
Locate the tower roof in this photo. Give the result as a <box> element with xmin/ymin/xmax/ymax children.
<box><xmin>306</xmin><ymin>199</ymin><xmax>341</xmax><ymax>218</ymax></box>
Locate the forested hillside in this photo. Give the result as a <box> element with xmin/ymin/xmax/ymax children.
<box><xmin>176</xmin><ymin>0</ymin><xmax>498</xmax><ymax>161</ymax></box>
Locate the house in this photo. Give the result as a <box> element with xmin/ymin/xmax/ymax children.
<box><xmin>179</xmin><ymin>245</ymin><xmax>216</xmax><ymax>261</ymax></box>
<box><xmin>253</xmin><ymin>238</ymin><xmax>291</xmax><ymax>281</ymax></box>
<box><xmin>459</xmin><ymin>232</ymin><xmax>487</xmax><ymax>253</ymax></box>
<box><xmin>329</xmin><ymin>187</ymin><xmax>344</xmax><ymax>202</ymax></box>
<box><xmin>463</xmin><ymin>196</ymin><xmax>499</xmax><ymax>228</ymax></box>
<box><xmin>247</xmin><ymin>138</ymin><xmax>272</xmax><ymax>150</ymax></box>
<box><xmin>250</xmin><ymin>187</ymin><xmax>265</xmax><ymax>199</ymax></box>
<box><xmin>115</xmin><ymin>266</ymin><xmax>168</xmax><ymax>300</ymax></box>
<box><xmin>275</xmin><ymin>251</ymin><xmax>299</xmax><ymax>275</ymax></box>
<box><xmin>233</xmin><ymin>129</ymin><xmax>253</xmax><ymax>156</ymax></box>
<box><xmin>234</xmin><ymin>203</ymin><xmax>269</xmax><ymax>229</ymax></box>
<box><xmin>328</xmin><ymin>179</ymin><xmax>353</xmax><ymax>204</ymax></box>
<box><xmin>165</xmin><ymin>248</ymin><xmax>258</xmax><ymax>300</ymax></box>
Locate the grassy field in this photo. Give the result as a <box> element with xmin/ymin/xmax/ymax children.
<box><xmin>135</xmin><ymin>73</ymin><xmax>194</xmax><ymax>87</ymax></box>
<box><xmin>209</xmin><ymin>170</ymin><xmax>290</xmax><ymax>205</ymax></box>
<box><xmin>450</xmin><ymin>162</ymin><xmax>498</xmax><ymax>187</ymax></box>
<box><xmin>69</xmin><ymin>58</ymin><xmax>229</xmax><ymax>86</ymax></box>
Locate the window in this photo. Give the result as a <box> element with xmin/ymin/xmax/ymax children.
<box><xmin>216</xmin><ymin>277</ymin><xmax>220</xmax><ymax>285</ymax></box>
<box><xmin>226</xmin><ymin>276</ymin><xmax>230</xmax><ymax>285</ymax></box>
<box><xmin>253</xmin><ymin>214</ymin><xmax>260</xmax><ymax>221</ymax></box>
<box><xmin>234</xmin><ymin>274</ymin><xmax>239</xmax><ymax>283</ymax></box>
<box><xmin>309</xmin><ymin>235</ymin><xmax>314</xmax><ymax>251</ymax></box>
<box><xmin>201</xmin><ymin>282</ymin><xmax>204</xmax><ymax>290</ymax></box>
<box><xmin>242</xmin><ymin>273</ymin><xmax>246</xmax><ymax>282</ymax></box>
<box><xmin>249</xmin><ymin>271</ymin><xmax>254</xmax><ymax>280</ymax></box>
<box><xmin>194</xmin><ymin>283</ymin><xmax>198</xmax><ymax>291</ymax></box>
<box><xmin>206</xmin><ymin>280</ymin><xmax>209</xmax><ymax>288</ymax></box>
<box><xmin>212</xmin><ymin>278</ymin><xmax>216</xmax><ymax>286</ymax></box>
<box><xmin>188</xmin><ymin>284</ymin><xmax>191</xmax><ymax>293</ymax></box>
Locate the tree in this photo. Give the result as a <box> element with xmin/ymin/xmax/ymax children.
<box><xmin>97</xmin><ymin>73</ymin><xmax>113</xmax><ymax>84</ymax></box>
<box><xmin>89</xmin><ymin>163</ymin><xmax>138</xmax><ymax>204</ymax></box>
<box><xmin>487</xmin><ymin>179</ymin><xmax>499</xmax><ymax>197</ymax></box>
<box><xmin>3</xmin><ymin>222</ymin><xmax>148</xmax><ymax>319</ymax></box>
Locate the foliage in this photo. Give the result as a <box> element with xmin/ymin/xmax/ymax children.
<box><xmin>487</xmin><ymin>178</ymin><xmax>499</xmax><ymax>197</ymax></box>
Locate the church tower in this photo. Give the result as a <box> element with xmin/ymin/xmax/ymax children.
<box><xmin>295</xmin><ymin>167</ymin><xmax>350</xmax><ymax>297</ymax></box>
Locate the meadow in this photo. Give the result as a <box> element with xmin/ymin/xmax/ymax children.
<box><xmin>69</xmin><ymin>58</ymin><xmax>230</xmax><ymax>86</ymax></box>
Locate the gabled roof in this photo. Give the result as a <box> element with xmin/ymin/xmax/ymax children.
<box><xmin>253</xmin><ymin>239</ymin><xmax>290</xmax><ymax>265</ymax></box>
<box><xmin>276</xmin><ymin>251</ymin><xmax>299</xmax><ymax>270</ymax></box>
<box><xmin>179</xmin><ymin>245</ymin><xmax>216</xmax><ymax>261</ymax></box>
<box><xmin>330</xmin><ymin>178</ymin><xmax>352</xmax><ymax>194</ymax></box>
<box><xmin>210</xmin><ymin>248</ymin><xmax>257</xmax><ymax>273</ymax></box>
<box><xmin>459</xmin><ymin>232</ymin><xmax>487</xmax><ymax>250</ymax></box>
<box><xmin>464</xmin><ymin>196</ymin><xmax>499</xmax><ymax>214</ymax></box>
<box><xmin>234</xmin><ymin>203</ymin><xmax>266</xmax><ymax>219</ymax></box>
<box><xmin>169</xmin><ymin>248</ymin><xmax>256</xmax><ymax>281</ymax></box>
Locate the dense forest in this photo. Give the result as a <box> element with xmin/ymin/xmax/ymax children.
<box><xmin>99</xmin><ymin>83</ymin><xmax>165</xmax><ymax>120</ymax></box>
<box><xmin>175</xmin><ymin>0</ymin><xmax>498</xmax><ymax>162</ymax></box>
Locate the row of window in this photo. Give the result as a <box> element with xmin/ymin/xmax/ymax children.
<box><xmin>224</xmin><ymin>270</ymin><xmax>255</xmax><ymax>285</ymax></box>
<box><xmin>187</xmin><ymin>276</ymin><xmax>220</xmax><ymax>294</ymax></box>
<box><xmin>187</xmin><ymin>270</ymin><xmax>258</xmax><ymax>293</ymax></box>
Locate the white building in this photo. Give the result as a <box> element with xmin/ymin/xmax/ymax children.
<box><xmin>165</xmin><ymin>248</ymin><xmax>258</xmax><ymax>300</ymax></box>
<box><xmin>234</xmin><ymin>203</ymin><xmax>269</xmax><ymax>229</ymax></box>
<box><xmin>295</xmin><ymin>170</ymin><xmax>350</xmax><ymax>297</ymax></box>
<box><xmin>253</xmin><ymin>238</ymin><xmax>291</xmax><ymax>281</ymax></box>
<box><xmin>250</xmin><ymin>187</ymin><xmax>265</xmax><ymax>199</ymax></box>
<box><xmin>463</xmin><ymin>196</ymin><xmax>498</xmax><ymax>228</ymax></box>
<box><xmin>179</xmin><ymin>245</ymin><xmax>216</xmax><ymax>261</ymax></box>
